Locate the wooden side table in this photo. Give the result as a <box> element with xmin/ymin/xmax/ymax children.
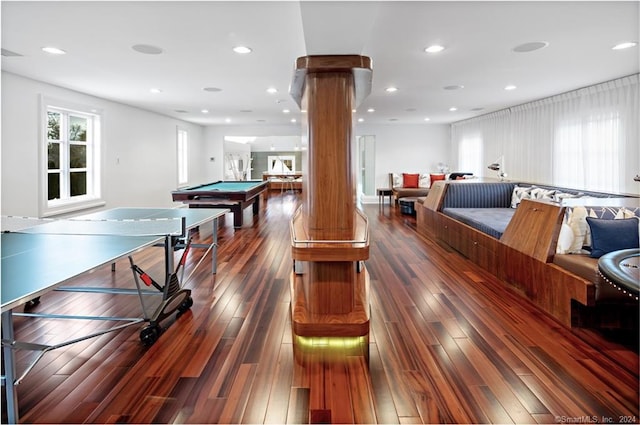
<box><xmin>377</xmin><ymin>188</ymin><xmax>393</xmax><ymax>207</ymax></box>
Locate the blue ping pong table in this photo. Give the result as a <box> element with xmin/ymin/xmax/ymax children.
<box><xmin>1</xmin><ymin>207</ymin><xmax>228</xmax><ymax>424</ymax></box>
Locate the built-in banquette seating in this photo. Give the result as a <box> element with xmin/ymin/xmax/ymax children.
<box><xmin>416</xmin><ymin>180</ymin><xmax>639</xmax><ymax>328</ymax></box>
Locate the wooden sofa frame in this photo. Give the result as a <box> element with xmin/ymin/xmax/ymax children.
<box><xmin>416</xmin><ymin>180</ymin><xmax>619</xmax><ymax>328</ymax></box>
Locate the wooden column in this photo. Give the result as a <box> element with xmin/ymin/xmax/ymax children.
<box><xmin>289</xmin><ymin>55</ymin><xmax>371</xmax><ymax>338</ymax></box>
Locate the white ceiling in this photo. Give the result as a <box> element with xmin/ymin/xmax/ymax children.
<box><xmin>2</xmin><ymin>1</ymin><xmax>638</xmax><ymax>127</ymax></box>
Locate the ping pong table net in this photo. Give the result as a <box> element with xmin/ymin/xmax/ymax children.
<box><xmin>1</xmin><ymin>215</ymin><xmax>186</xmax><ymax>237</ymax></box>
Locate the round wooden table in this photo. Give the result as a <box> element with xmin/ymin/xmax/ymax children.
<box><xmin>597</xmin><ymin>248</ymin><xmax>640</xmax><ymax>301</ymax></box>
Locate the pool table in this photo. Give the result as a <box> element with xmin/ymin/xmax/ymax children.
<box><xmin>172</xmin><ymin>180</ymin><xmax>268</xmax><ymax>228</ymax></box>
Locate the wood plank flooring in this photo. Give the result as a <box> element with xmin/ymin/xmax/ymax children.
<box><xmin>3</xmin><ymin>192</ymin><xmax>638</xmax><ymax>424</ymax></box>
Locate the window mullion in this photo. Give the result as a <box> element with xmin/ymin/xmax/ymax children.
<box><xmin>60</xmin><ymin>113</ymin><xmax>70</xmax><ymax>199</ymax></box>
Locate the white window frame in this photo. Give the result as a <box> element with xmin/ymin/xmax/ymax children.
<box><xmin>40</xmin><ymin>96</ymin><xmax>104</xmax><ymax>217</ymax></box>
<box><xmin>177</xmin><ymin>127</ymin><xmax>189</xmax><ymax>186</ymax></box>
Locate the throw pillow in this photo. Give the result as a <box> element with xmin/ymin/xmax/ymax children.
<box><xmin>567</xmin><ymin>206</ymin><xmax>589</xmax><ymax>253</ymax></box>
<box><xmin>556</xmin><ymin>222</ymin><xmax>575</xmax><ymax>254</ymax></box>
<box><xmin>615</xmin><ymin>207</ymin><xmax>636</xmax><ymax>219</ymax></box>
<box><xmin>586</xmin><ymin>217</ymin><xmax>640</xmax><ymax>258</ymax></box>
<box><xmin>429</xmin><ymin>173</ymin><xmax>446</xmax><ymax>186</ymax></box>
<box><xmin>511</xmin><ymin>186</ymin><xmax>534</xmax><ymax>208</ymax></box>
<box><xmin>552</xmin><ymin>191</ymin><xmax>581</xmax><ymax>203</ymax></box>
<box><xmin>529</xmin><ymin>187</ymin><xmax>556</xmax><ymax>202</ymax></box>
<box><xmin>419</xmin><ymin>174</ymin><xmax>431</xmax><ymax>188</ymax></box>
<box><xmin>402</xmin><ymin>173</ymin><xmax>420</xmax><ymax>188</ymax></box>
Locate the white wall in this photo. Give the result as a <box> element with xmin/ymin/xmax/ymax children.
<box><xmin>1</xmin><ymin>72</ymin><xmax>207</xmax><ymax>216</ymax></box>
<box><xmin>1</xmin><ymin>73</ymin><xmax>451</xmax><ymax>217</ymax></box>
<box><xmin>356</xmin><ymin>123</ymin><xmax>451</xmax><ymax>190</ymax></box>
<box><xmin>203</xmin><ymin>124</ymin><xmax>301</xmax><ymax>183</ymax></box>
<box><xmin>202</xmin><ymin>123</ymin><xmax>451</xmax><ymax>198</ymax></box>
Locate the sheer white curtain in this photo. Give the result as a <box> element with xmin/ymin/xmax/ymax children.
<box><xmin>451</xmin><ymin>109</ymin><xmax>510</xmax><ymax>177</ymax></box>
<box><xmin>451</xmin><ymin>74</ymin><xmax>639</xmax><ymax>194</ymax></box>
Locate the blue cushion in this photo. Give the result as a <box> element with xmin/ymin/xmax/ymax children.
<box><xmin>586</xmin><ymin>217</ymin><xmax>639</xmax><ymax>258</ymax></box>
<box><xmin>443</xmin><ymin>208</ymin><xmax>516</xmax><ymax>239</ymax></box>
<box><xmin>442</xmin><ymin>183</ymin><xmax>515</xmax><ymax>208</ymax></box>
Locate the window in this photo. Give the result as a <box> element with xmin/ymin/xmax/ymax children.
<box><xmin>41</xmin><ymin>98</ymin><xmax>103</xmax><ymax>216</ymax></box>
<box><xmin>177</xmin><ymin>127</ymin><xmax>188</xmax><ymax>185</ymax></box>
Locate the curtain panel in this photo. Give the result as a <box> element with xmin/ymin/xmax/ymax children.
<box><xmin>451</xmin><ymin>74</ymin><xmax>639</xmax><ymax>195</ymax></box>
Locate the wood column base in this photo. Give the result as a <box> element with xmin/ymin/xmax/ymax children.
<box><xmin>290</xmin><ymin>264</ymin><xmax>370</xmax><ymax>337</ymax></box>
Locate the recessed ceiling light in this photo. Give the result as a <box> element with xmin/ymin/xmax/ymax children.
<box><xmin>444</xmin><ymin>85</ymin><xmax>464</xmax><ymax>90</ymax></box>
<box><xmin>42</xmin><ymin>46</ymin><xmax>66</xmax><ymax>55</ymax></box>
<box><xmin>203</xmin><ymin>87</ymin><xmax>222</xmax><ymax>92</ymax></box>
<box><xmin>385</xmin><ymin>86</ymin><xmax>398</xmax><ymax>93</ymax></box>
<box><xmin>424</xmin><ymin>117</ymin><xmax>431</xmax><ymax>122</ymax></box>
<box><xmin>201</xmin><ymin>109</ymin><xmax>209</xmax><ymax>113</ymax></box>
<box><xmin>266</xmin><ymin>87</ymin><xmax>278</xmax><ymax>94</ymax></box>
<box><xmin>512</xmin><ymin>41</ymin><xmax>549</xmax><ymax>53</ymax></box>
<box><xmin>150</xmin><ymin>88</ymin><xmax>162</xmax><ymax>94</ymax></box>
<box><xmin>233</xmin><ymin>46</ymin><xmax>252</xmax><ymax>54</ymax></box>
<box><xmin>282</xmin><ymin>109</ymin><xmax>290</xmax><ymax>114</ymax></box>
<box><xmin>132</xmin><ymin>44</ymin><xmax>163</xmax><ymax>55</ymax></box>
<box><xmin>449</xmin><ymin>107</ymin><xmax>458</xmax><ymax>112</ymax></box>
<box><xmin>225</xmin><ymin>118</ymin><xmax>231</xmax><ymax>123</ymax></box>
<box><xmin>425</xmin><ymin>45</ymin><xmax>445</xmax><ymax>53</ymax></box>
<box><xmin>612</xmin><ymin>41</ymin><xmax>638</xmax><ymax>50</ymax></box>
<box><xmin>358</xmin><ymin>118</ymin><xmax>364</xmax><ymax>122</ymax></box>
<box><xmin>291</xmin><ymin>118</ymin><xmax>297</xmax><ymax>123</ymax></box>
<box><xmin>504</xmin><ymin>85</ymin><xmax>517</xmax><ymax>91</ymax></box>
<box><xmin>367</xmin><ymin>108</ymin><xmax>375</xmax><ymax>113</ymax></box>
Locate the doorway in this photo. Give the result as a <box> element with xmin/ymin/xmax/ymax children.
<box><xmin>358</xmin><ymin>135</ymin><xmax>375</xmax><ymax>197</ymax></box>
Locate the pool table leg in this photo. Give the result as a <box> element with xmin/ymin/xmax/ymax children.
<box><xmin>231</xmin><ymin>204</ymin><xmax>243</xmax><ymax>228</ymax></box>
<box><xmin>252</xmin><ymin>196</ymin><xmax>260</xmax><ymax>215</ymax></box>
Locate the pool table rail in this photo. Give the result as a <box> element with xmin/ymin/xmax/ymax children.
<box><xmin>171</xmin><ymin>180</ymin><xmax>268</xmax><ymax>228</ymax></box>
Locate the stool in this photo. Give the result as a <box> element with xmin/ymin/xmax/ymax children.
<box><xmin>398</xmin><ymin>197</ymin><xmax>418</xmax><ymax>215</ymax></box>
<box><xmin>281</xmin><ymin>176</ymin><xmax>296</xmax><ymax>194</ymax></box>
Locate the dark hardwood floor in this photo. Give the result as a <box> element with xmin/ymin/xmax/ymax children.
<box><xmin>3</xmin><ymin>191</ymin><xmax>638</xmax><ymax>424</ymax></box>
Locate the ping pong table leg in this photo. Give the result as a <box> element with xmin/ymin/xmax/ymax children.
<box><xmin>212</xmin><ymin>217</ymin><xmax>218</xmax><ymax>274</ymax></box>
<box><xmin>2</xmin><ymin>310</ymin><xmax>19</xmax><ymax>424</ymax></box>
<box><xmin>164</xmin><ymin>236</ymin><xmax>173</xmax><ymax>278</ymax></box>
